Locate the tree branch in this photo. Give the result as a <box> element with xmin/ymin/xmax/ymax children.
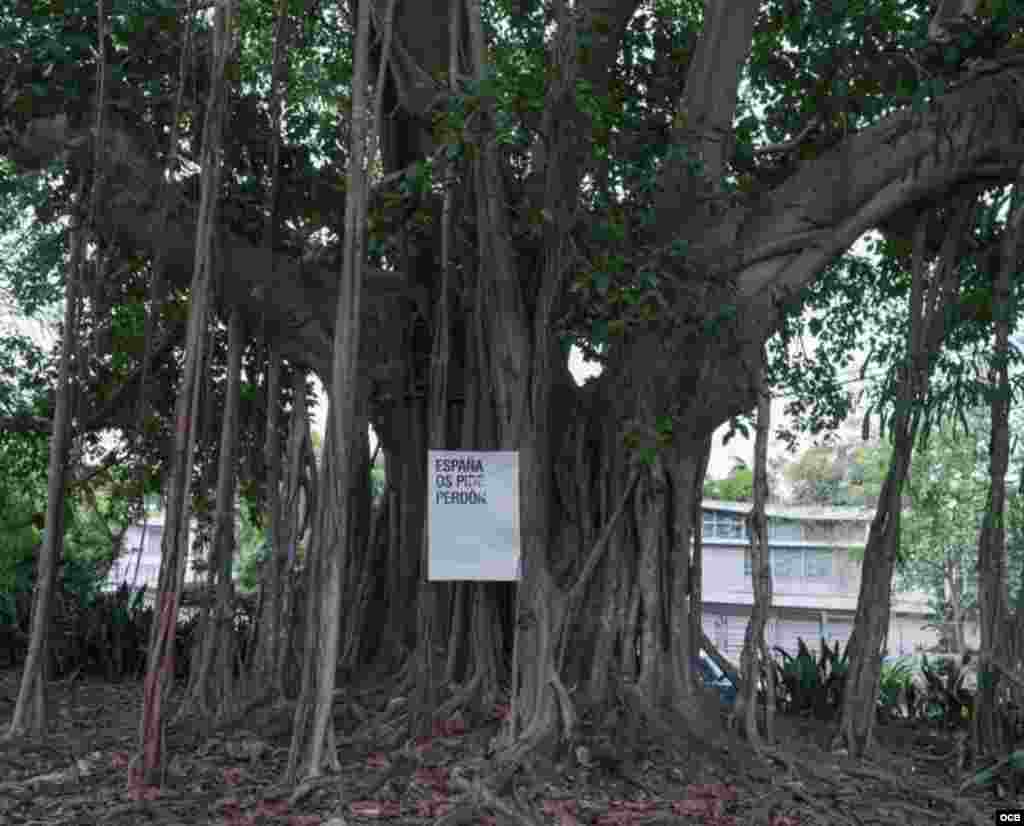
<box><xmin>751</xmin><ymin>118</ymin><xmax>822</xmax><ymax>156</ymax></box>
<box><xmin>0</xmin><ymin>414</ymin><xmax>52</xmax><ymax>435</ymax></box>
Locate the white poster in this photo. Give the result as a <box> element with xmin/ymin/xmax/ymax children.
<box><xmin>428</xmin><ymin>451</ymin><xmax>520</xmax><ymax>581</ymax></box>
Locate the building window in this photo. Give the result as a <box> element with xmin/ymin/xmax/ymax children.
<box><xmin>773</xmin><ymin>548</ymin><xmax>802</xmax><ymax>577</ymax></box>
<box><xmin>768</xmin><ymin>518</ymin><xmax>802</xmax><ymax>542</ymax></box>
<box><xmin>703</xmin><ymin>510</ymin><xmax>748</xmax><ymax>541</ymax></box>
<box><xmin>806</xmin><ymin>549</ymin><xmax>833</xmax><ymax>579</ymax></box>
<box><xmin>703</xmin><ymin>512</ymin><xmax>806</xmax><ymax>542</ymax></box>
<box><xmin>744</xmin><ymin>547</ymin><xmax>833</xmax><ymax>579</ymax></box>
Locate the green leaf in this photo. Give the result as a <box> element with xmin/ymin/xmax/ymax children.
<box><xmin>638</xmin><ymin>271</ymin><xmax>657</xmax><ymax>290</ymax></box>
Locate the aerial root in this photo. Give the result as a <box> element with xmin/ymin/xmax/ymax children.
<box><xmin>444</xmin><ymin>775</ymin><xmax>542</xmax><ymax>826</ymax></box>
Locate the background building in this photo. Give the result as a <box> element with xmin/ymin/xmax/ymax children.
<box><xmin>699</xmin><ymin>499</ymin><xmax>971</xmax><ymax>662</ymax></box>
<box><xmin>107</xmin><ymin>513</ymin><xmax>201</xmax><ymax>593</ymax></box>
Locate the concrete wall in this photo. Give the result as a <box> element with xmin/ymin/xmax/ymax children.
<box><xmin>699</xmin><ymin>503</ymin><xmax>942</xmax><ymax>662</ymax></box>
<box><xmin>107</xmin><ymin>518</ymin><xmax>202</xmax><ymax>591</ymax></box>
<box><xmin>109</xmin><ymin>522</ymin><xmax>166</xmax><ymax>589</ymax></box>
<box><xmin>702</xmin><ymin>604</ymin><xmax>943</xmax><ymax>664</ymax></box>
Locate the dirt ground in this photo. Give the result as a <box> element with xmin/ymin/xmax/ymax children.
<box><xmin>0</xmin><ymin>668</ymin><xmax>1018</xmax><ymax>826</ymax></box>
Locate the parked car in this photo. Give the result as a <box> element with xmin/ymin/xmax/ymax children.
<box><xmin>696</xmin><ymin>650</ymin><xmax>737</xmax><ymax>706</ymax></box>
<box><xmin>632</xmin><ymin>640</ymin><xmax>737</xmax><ymax>705</ymax></box>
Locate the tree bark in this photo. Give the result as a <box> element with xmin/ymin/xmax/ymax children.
<box><xmin>137</xmin><ymin>0</ymin><xmax>234</xmax><ymax>785</ymax></box>
<box><xmin>975</xmin><ymin>172</ymin><xmax>1024</xmax><ymax>757</ymax></box>
<box><xmin>840</xmin><ymin>193</ymin><xmax>977</xmax><ymax>757</ymax></box>
<box><xmin>275</xmin><ymin>372</ymin><xmax>311</xmax><ymax>698</ymax></box>
<box><xmin>4</xmin><ymin>209</ymin><xmax>83</xmax><ymax>740</ymax></box>
<box><xmin>249</xmin><ymin>348</ymin><xmax>282</xmax><ymax>691</ymax></box>
<box><xmin>735</xmin><ymin>353</ymin><xmax>774</xmax><ymax>748</ymax></box>
<box><xmin>246</xmin><ymin>0</ymin><xmax>290</xmax><ymax>695</ymax></box>
<box><xmin>184</xmin><ymin>307</ymin><xmax>244</xmax><ymax>719</ymax></box>
<box><xmin>285</xmin><ymin>425</ymin><xmax>339</xmax><ymax>782</ymax></box>
<box><xmin>285</xmin><ymin>0</ymin><xmax>379</xmax><ymax>780</ymax></box>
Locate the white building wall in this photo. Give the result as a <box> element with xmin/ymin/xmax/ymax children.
<box><xmin>700</xmin><ymin>500</ymin><xmax>947</xmax><ymax>662</ymax></box>
<box><xmin>107</xmin><ymin>517</ymin><xmax>201</xmax><ymax>591</ymax></box>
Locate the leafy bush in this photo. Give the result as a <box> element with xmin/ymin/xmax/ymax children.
<box><xmin>74</xmin><ymin>584</ymin><xmax>151</xmax><ymax>680</ymax></box>
<box><xmin>962</xmin><ymin>748</ymin><xmax>1024</xmax><ymax>793</ymax></box>
<box><xmin>918</xmin><ymin>652</ymin><xmax>973</xmax><ymax>726</ymax></box>
<box><xmin>235</xmin><ymin>498</ymin><xmax>269</xmax><ymax>593</ymax></box>
<box><xmin>877</xmin><ymin>656</ymin><xmax>914</xmax><ymax>720</ymax></box>
<box><xmin>773</xmin><ymin>637</ymin><xmax>848</xmax><ymax>719</ymax></box>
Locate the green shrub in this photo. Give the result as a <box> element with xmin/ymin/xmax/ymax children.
<box><xmin>919</xmin><ymin>652</ymin><xmax>973</xmax><ymax>726</ymax></box>
<box><xmin>773</xmin><ymin>637</ymin><xmax>848</xmax><ymax>719</ymax></box>
<box><xmin>878</xmin><ymin>656</ymin><xmax>913</xmax><ymax>720</ymax></box>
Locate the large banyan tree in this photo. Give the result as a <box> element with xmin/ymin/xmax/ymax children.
<box><xmin>5</xmin><ymin>0</ymin><xmax>1024</xmax><ymax>779</ymax></box>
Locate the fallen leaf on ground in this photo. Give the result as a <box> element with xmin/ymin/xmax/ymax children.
<box><xmin>686</xmin><ymin>783</ymin><xmax>737</xmax><ymax>800</ymax></box>
<box><xmin>223</xmin><ymin>766</ymin><xmax>244</xmax><ymax>785</ymax></box>
<box><xmin>256</xmin><ymin>798</ymin><xmax>290</xmax><ymax>816</ymax></box>
<box><xmin>349</xmin><ymin>799</ymin><xmax>402</xmax><ymax>817</ymax></box>
<box><xmin>366</xmin><ymin>752</ymin><xmax>389</xmax><ymax>769</ymax></box>
<box><xmin>413</xmin><ymin>765</ymin><xmax>449</xmax><ymax>790</ymax></box>
<box><xmin>672</xmin><ymin>798</ymin><xmax>723</xmax><ymax>817</ymax></box>
<box><xmin>432</xmin><ymin>717</ymin><xmax>466</xmax><ymax>737</ymax></box>
<box><xmin>608</xmin><ymin>800</ymin><xmax>658</xmax><ymax>813</ymax></box>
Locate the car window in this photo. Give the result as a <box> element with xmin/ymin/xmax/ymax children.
<box><xmin>699</xmin><ymin>652</ymin><xmax>724</xmax><ymax>682</ymax></box>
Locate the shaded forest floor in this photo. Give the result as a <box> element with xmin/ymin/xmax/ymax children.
<box><xmin>0</xmin><ymin>667</ymin><xmax>1017</xmax><ymax>826</ymax></box>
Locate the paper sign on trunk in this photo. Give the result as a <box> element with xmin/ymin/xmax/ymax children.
<box><xmin>427</xmin><ymin>450</ymin><xmax>520</xmax><ymax>581</ymax></box>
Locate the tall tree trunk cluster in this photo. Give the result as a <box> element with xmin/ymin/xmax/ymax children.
<box><xmin>138</xmin><ymin>0</ymin><xmax>235</xmax><ymax>785</ymax></box>
<box><xmin>4</xmin><ymin>201</ymin><xmax>85</xmax><ymax>740</ymax></box>
<box><xmin>840</xmin><ymin>194</ymin><xmax>978</xmax><ymax>757</ymax></box>
<box><xmin>14</xmin><ymin>0</ymin><xmax>1024</xmax><ymax>794</ymax></box>
<box><xmin>126</xmin><ymin>0</ymin><xmax>1024</xmax><ymax>780</ymax></box>
<box><xmin>973</xmin><ymin>173</ymin><xmax>1024</xmax><ymax>758</ymax></box>
<box><xmin>6</xmin><ymin>0</ymin><xmax>108</xmax><ymax>741</ymax></box>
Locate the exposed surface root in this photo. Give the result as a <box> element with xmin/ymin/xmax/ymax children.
<box><xmin>0</xmin><ymin>670</ymin><xmax>1012</xmax><ymax>826</ymax></box>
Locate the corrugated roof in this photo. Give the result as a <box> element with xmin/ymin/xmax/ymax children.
<box><xmin>702</xmin><ymin>499</ymin><xmax>874</xmax><ymax>523</ymax></box>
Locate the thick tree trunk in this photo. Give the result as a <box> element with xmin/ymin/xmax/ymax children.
<box><xmin>672</xmin><ymin>434</ymin><xmax>714</xmax><ymax>711</ymax></box>
<box><xmin>974</xmin><ymin>175</ymin><xmax>1023</xmax><ymax>757</ymax></box>
<box><xmin>339</xmin><ymin>413</ymin><xmax>373</xmax><ymax>675</ymax></box>
<box><xmin>275</xmin><ymin>376</ymin><xmax>312</xmax><ymax>699</ymax></box>
<box><xmin>286</xmin><ymin>0</ymin><xmax>380</xmax><ymax>780</ymax></box>
<box><xmin>456</xmin><ymin>0</ymin><xmax>563</xmax><ymax>760</ymax></box>
<box><xmin>341</xmin><ymin>481</ymin><xmax>388</xmax><ymax>671</ymax></box>
<box><xmin>840</xmin><ymin>468</ymin><xmax>909</xmax><ymax>755</ymax></box>
<box><xmin>249</xmin><ymin>349</ymin><xmax>282</xmax><ymax>691</ymax></box>
<box><xmin>185</xmin><ymin>307</ymin><xmax>244</xmax><ymax>719</ymax></box>
<box><xmin>246</xmin><ymin>0</ymin><xmax>289</xmax><ymax>698</ymax></box>
<box><xmin>137</xmin><ymin>0</ymin><xmax>233</xmax><ymax>784</ymax></box>
<box><xmin>4</xmin><ymin>213</ymin><xmax>83</xmax><ymax>740</ymax></box>
<box><xmin>735</xmin><ymin>359</ymin><xmax>774</xmax><ymax>748</ymax></box>
<box><xmin>840</xmin><ymin>195</ymin><xmax>976</xmax><ymax>757</ymax></box>
<box><xmin>285</xmin><ymin>424</ymin><xmax>342</xmax><ymax>782</ymax></box>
